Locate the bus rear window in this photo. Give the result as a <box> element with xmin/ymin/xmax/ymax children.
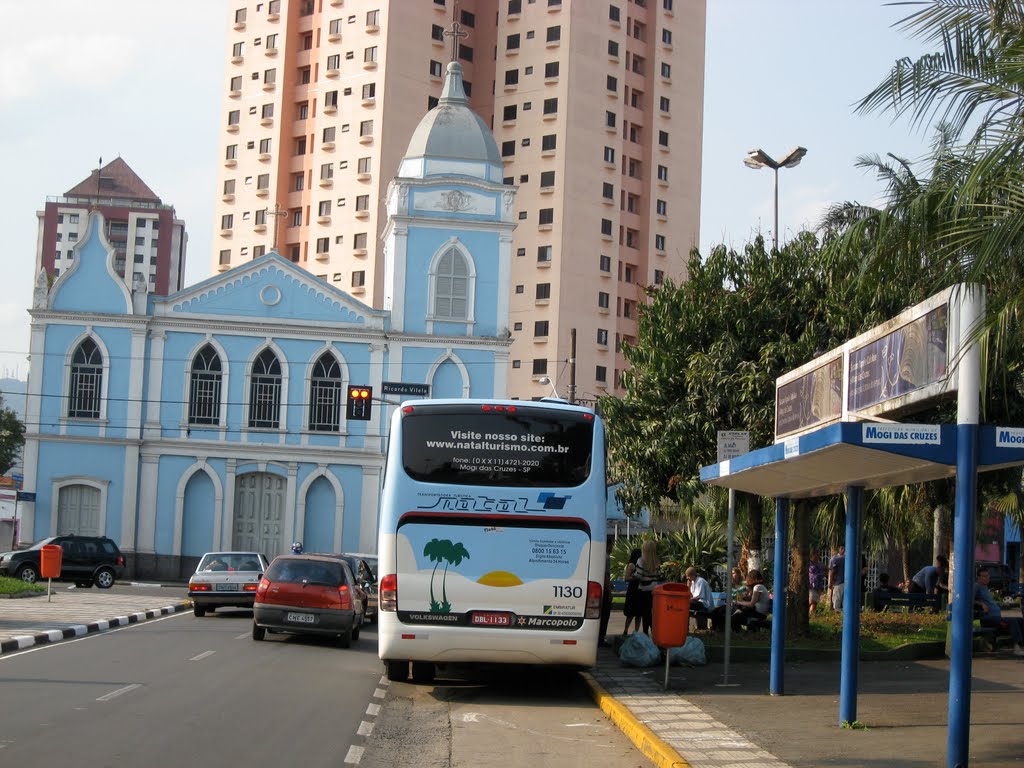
<box><xmin>401</xmin><ymin>408</ymin><xmax>594</xmax><ymax>487</ymax></box>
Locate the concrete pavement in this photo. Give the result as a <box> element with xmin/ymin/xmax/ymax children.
<box><xmin>2</xmin><ymin>588</ymin><xmax>1022</xmax><ymax>767</ymax></box>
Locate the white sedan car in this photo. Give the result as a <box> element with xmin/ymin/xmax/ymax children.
<box><xmin>188</xmin><ymin>551</ymin><xmax>270</xmax><ymax>617</ymax></box>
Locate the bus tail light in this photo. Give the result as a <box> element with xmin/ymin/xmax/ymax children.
<box><xmin>585</xmin><ymin>581</ymin><xmax>602</xmax><ymax>619</ymax></box>
<box><xmin>380</xmin><ymin>573</ymin><xmax>398</xmax><ymax>611</ymax></box>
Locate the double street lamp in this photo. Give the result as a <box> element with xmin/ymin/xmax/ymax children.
<box><xmin>743</xmin><ymin>146</ymin><xmax>807</xmax><ymax>252</ymax></box>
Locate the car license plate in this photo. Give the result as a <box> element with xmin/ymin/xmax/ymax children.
<box><xmin>287</xmin><ymin>612</ymin><xmax>316</xmax><ymax>624</ymax></box>
<box><xmin>215</xmin><ymin>583</ymin><xmax>238</xmax><ymax>591</ymax></box>
<box><xmin>471</xmin><ymin>611</ymin><xmax>511</xmax><ymax>626</ymax></box>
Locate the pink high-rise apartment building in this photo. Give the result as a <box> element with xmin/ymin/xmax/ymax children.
<box><xmin>213</xmin><ymin>0</ymin><xmax>704</xmax><ymax>401</ymax></box>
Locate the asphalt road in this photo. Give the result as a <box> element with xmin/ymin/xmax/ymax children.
<box><xmin>0</xmin><ymin>606</ymin><xmax>385</xmax><ymax>766</ymax></box>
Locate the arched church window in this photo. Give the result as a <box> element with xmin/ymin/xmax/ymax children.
<box><xmin>189</xmin><ymin>344</ymin><xmax>223</xmax><ymax>425</ymax></box>
<box><xmin>308</xmin><ymin>353</ymin><xmax>342</xmax><ymax>432</ymax></box>
<box><xmin>68</xmin><ymin>338</ymin><xmax>103</xmax><ymax>418</ymax></box>
<box><xmin>249</xmin><ymin>349</ymin><xmax>282</xmax><ymax>428</ymax></box>
<box><xmin>433</xmin><ymin>246</ymin><xmax>469</xmax><ymax>320</ymax></box>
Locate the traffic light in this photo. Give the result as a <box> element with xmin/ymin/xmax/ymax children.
<box><xmin>347</xmin><ymin>385</ymin><xmax>373</xmax><ymax>421</ymax></box>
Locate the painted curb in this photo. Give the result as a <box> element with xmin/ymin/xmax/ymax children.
<box><xmin>0</xmin><ymin>601</ymin><xmax>191</xmax><ymax>656</ymax></box>
<box><xmin>580</xmin><ymin>671</ymin><xmax>690</xmax><ymax>768</ymax></box>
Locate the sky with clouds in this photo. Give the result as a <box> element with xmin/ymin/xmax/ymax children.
<box><xmin>0</xmin><ymin>0</ymin><xmax>932</xmax><ymax>382</ymax></box>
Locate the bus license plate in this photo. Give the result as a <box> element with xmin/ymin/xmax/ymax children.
<box><xmin>287</xmin><ymin>612</ymin><xmax>316</xmax><ymax>624</ymax></box>
<box><xmin>471</xmin><ymin>612</ymin><xmax>511</xmax><ymax>626</ymax></box>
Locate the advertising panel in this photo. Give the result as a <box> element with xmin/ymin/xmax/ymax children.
<box><xmin>775</xmin><ymin>357</ymin><xmax>843</xmax><ymax>439</ymax></box>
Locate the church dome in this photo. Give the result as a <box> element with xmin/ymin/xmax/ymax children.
<box><xmin>399</xmin><ymin>62</ymin><xmax>503</xmax><ymax>182</ymax></box>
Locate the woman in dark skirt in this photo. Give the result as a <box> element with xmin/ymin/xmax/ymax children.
<box><xmin>622</xmin><ymin>548</ymin><xmax>642</xmax><ymax>635</ymax></box>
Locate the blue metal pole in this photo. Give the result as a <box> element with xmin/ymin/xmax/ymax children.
<box><xmin>770</xmin><ymin>497</ymin><xmax>789</xmax><ymax>695</ymax></box>
<box><xmin>948</xmin><ymin>423</ymin><xmax>978</xmax><ymax>767</ymax></box>
<box><xmin>839</xmin><ymin>485</ymin><xmax>863</xmax><ymax>725</ymax></box>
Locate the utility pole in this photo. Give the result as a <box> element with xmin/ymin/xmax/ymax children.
<box><xmin>568</xmin><ymin>328</ymin><xmax>577</xmax><ymax>404</ymax></box>
<box><xmin>264</xmin><ymin>203</ymin><xmax>287</xmax><ymax>255</ymax></box>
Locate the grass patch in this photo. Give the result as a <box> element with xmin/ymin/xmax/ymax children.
<box><xmin>0</xmin><ymin>575</ymin><xmax>45</xmax><ymax>596</ymax></box>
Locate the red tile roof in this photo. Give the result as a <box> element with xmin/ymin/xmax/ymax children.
<box><xmin>64</xmin><ymin>157</ymin><xmax>161</xmax><ymax>203</ymax></box>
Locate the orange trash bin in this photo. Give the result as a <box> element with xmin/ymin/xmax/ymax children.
<box><xmin>652</xmin><ymin>581</ymin><xmax>691</xmax><ymax>649</ymax></box>
<box><xmin>40</xmin><ymin>544</ymin><xmax>63</xmax><ymax>579</ymax></box>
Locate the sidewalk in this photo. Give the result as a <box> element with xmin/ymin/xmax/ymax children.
<box><xmin>2</xmin><ymin>590</ymin><xmax>1021</xmax><ymax>766</ymax></box>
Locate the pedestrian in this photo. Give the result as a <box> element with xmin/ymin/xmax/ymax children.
<box><xmin>975</xmin><ymin>566</ymin><xmax>1024</xmax><ymax>656</ymax></box>
<box><xmin>808</xmin><ymin>551</ymin><xmax>826</xmax><ymax>617</ymax></box>
<box><xmin>621</xmin><ymin>547</ymin><xmax>642</xmax><ymax>636</ymax></box>
<box><xmin>909</xmin><ymin>554</ymin><xmax>948</xmax><ymax>595</ymax></box>
<box><xmin>634</xmin><ymin>540</ymin><xmax>662</xmax><ymax>635</ymax></box>
<box><xmin>599</xmin><ymin>558</ymin><xmax>614</xmax><ymax>646</ymax></box>
<box><xmin>828</xmin><ymin>545</ymin><xmax>846</xmax><ymax>611</ymax></box>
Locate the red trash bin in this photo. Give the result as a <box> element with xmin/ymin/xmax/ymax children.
<box><xmin>652</xmin><ymin>581</ymin><xmax>691</xmax><ymax>648</ymax></box>
<box><xmin>40</xmin><ymin>544</ymin><xmax>63</xmax><ymax>579</ymax></box>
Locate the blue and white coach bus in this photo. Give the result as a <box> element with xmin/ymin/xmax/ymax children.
<box><xmin>377</xmin><ymin>398</ymin><xmax>607</xmax><ymax>682</ymax></box>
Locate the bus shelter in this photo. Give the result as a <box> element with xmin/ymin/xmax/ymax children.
<box><xmin>699</xmin><ymin>285</ymin><xmax>1024</xmax><ymax>768</ymax></box>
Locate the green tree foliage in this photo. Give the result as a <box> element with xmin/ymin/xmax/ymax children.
<box><xmin>0</xmin><ymin>394</ymin><xmax>24</xmax><ymax>476</ymax></box>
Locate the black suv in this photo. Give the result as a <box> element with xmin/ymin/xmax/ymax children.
<box><xmin>0</xmin><ymin>535</ymin><xmax>126</xmax><ymax>589</ymax></box>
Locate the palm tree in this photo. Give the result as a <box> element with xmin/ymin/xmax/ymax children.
<box><xmin>423</xmin><ymin>538</ymin><xmax>450</xmax><ymax>612</ymax></box>
<box><xmin>440</xmin><ymin>542</ymin><xmax>470</xmax><ymax>612</ymax></box>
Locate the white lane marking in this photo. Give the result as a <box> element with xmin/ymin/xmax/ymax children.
<box><xmin>357</xmin><ymin>720</ymin><xmax>374</xmax><ymax>737</ymax></box>
<box><xmin>344</xmin><ymin>745</ymin><xmax>364</xmax><ymax>764</ymax></box>
<box><xmin>0</xmin><ymin>612</ymin><xmax>189</xmax><ymax>661</ymax></box>
<box><xmin>97</xmin><ymin>683</ymin><xmax>141</xmax><ymax>701</ymax></box>
<box><xmin>366</xmin><ymin>703</ymin><xmax>381</xmax><ymax>716</ymax></box>
<box><xmin>372</xmin><ymin>687</ymin><xmax>386</xmax><ymax>698</ymax></box>
<box><xmin>378</xmin><ymin>676</ymin><xmax>389</xmax><ymax>685</ymax></box>
<box><xmin>565</xmin><ymin>723</ymin><xmax>601</xmax><ymax>728</ymax></box>
<box><xmin>235</xmin><ymin>633</ymin><xmax>250</xmax><ymax>640</ymax></box>
<box><xmin>459</xmin><ymin>713</ymin><xmax>608</xmax><ymax>744</ymax></box>
<box><xmin>189</xmin><ymin>650</ymin><xmax>215</xmax><ymax>661</ymax></box>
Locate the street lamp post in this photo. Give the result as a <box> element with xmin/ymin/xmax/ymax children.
<box><xmin>743</xmin><ymin>146</ymin><xmax>807</xmax><ymax>252</ymax></box>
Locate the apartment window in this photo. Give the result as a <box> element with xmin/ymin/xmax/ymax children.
<box><xmin>603</xmin><ymin>146</ymin><xmax>615</xmax><ymax>163</ymax></box>
<box><xmin>289</xmin><ymin>245</ymin><xmax>300</xmax><ymax>262</ymax></box>
<box><xmin>628</xmin><ymin>158</ymin><xmax>642</xmax><ymax>178</ymax></box>
<box><xmin>542</xmin><ymin>134</ymin><xmax>556</xmax><ymax>151</ymax></box>
<box><xmin>544</xmin><ymin>61</ymin><xmax>559</xmax><ymax>79</ymax></box>
<box><xmin>543</xmin><ymin>97</ymin><xmax>558</xmax><ymax>115</ymax></box>
<box><xmin>537</xmin><ymin>245</ymin><xmax>552</xmax><ymax>262</ymax></box>
<box><xmin>661</xmin><ymin>62</ymin><xmax>671</xmax><ymax>78</ymax></box>
<box><xmin>459</xmin><ymin>44</ymin><xmax>473</xmax><ymax>62</ymax></box>
<box><xmin>219</xmin><ymin>249</ymin><xmax>231</xmax><ymax>265</ymax></box>
<box><xmin>539</xmin><ymin>171</ymin><xmax>555</xmax><ymax>189</ymax></box>
<box><xmin>346</xmin><ymin>51</ymin><xmax>354</xmax><ymax>59</ymax></box>
<box><xmin>319</xmin><ymin>200</ymin><xmax>331</xmax><ymax>216</ymax></box>
<box><xmin>355</xmin><ymin>194</ymin><xmax>370</xmax><ymax>211</ymax></box>
<box><xmin>461</xmin><ymin>9</ymin><xmax>475</xmax><ymax>26</ymax></box>
<box><xmin>507</xmin><ymin>33</ymin><xmax>521</xmax><ymax>51</ymax></box>
<box><xmin>658</xmin><ymin>164</ymin><xmax>669</xmax><ymax>181</ymax></box>
<box><xmin>509</xmin><ymin>0</ymin><xmax>522</xmax><ymax>13</ymax></box>
<box><xmin>235</xmin><ymin>7</ymin><xmax>247</xmax><ymax>23</ymax></box>
<box><xmin>227</xmin><ymin>109</ymin><xmax>240</xmax><ymax>126</ymax></box>
<box><xmin>364</xmin><ymin>46</ymin><xmax>378</xmax><ymax>64</ymax></box>
<box><xmin>248</xmin><ymin>349</ymin><xmax>282</xmax><ymax>429</ymax></box>
<box><xmin>253</xmin><ymin>245</ymin><xmax>266</xmax><ymax>258</ymax></box>
<box><xmin>539</xmin><ymin>208</ymin><xmax>554</xmax><ymax>225</ymax></box>
<box><xmin>609</xmin><ymin>5</ymin><xmax>620</xmax><ymax>22</ymax></box>
<box><xmin>264</xmin><ymin>68</ymin><xmax>276</xmax><ymax>85</ymax></box>
<box><xmin>595</xmin><ymin>366</ymin><xmax>607</xmax><ymax>383</ymax></box>
<box><xmin>602</xmin><ymin>182</ymin><xmax>614</xmax><ymax>200</ymax></box>
<box><xmin>432</xmin><ymin>23</ymin><xmax>445</xmax><ymax>41</ymax></box>
<box><xmin>268</xmin><ymin>0</ymin><xmax>281</xmax><ymax>14</ymax></box>
<box><xmin>655</xmin><ymin>234</ymin><xmax>666</xmax><ymax>250</ymax></box>
<box><xmin>598</xmin><ymin>292</ymin><xmax>610</xmax><ymax>309</ymax></box>
<box><xmin>600</xmin><ymin>219</ymin><xmax>612</xmax><ymax>236</ymax></box>
<box><xmin>623</xmin><ymin>301</ymin><xmax>633</xmax><ymax>319</ymax></box>
<box><xmin>629</xmin><ymin>124</ymin><xmax>641</xmax><ymax>142</ymax></box>
<box><xmin>321</xmin><ymin>163</ymin><xmax>334</xmax><ymax>181</ymax></box>
<box><xmin>68</xmin><ymin>338</ymin><xmax>103</xmax><ymax>419</ymax></box>
<box><xmin>664</xmin><ymin>0</ymin><xmax>673</xmax><ymax>8</ymax></box>
<box><xmin>362</xmin><ymin>82</ymin><xmax>376</xmax><ymax>100</ymax></box>
<box><xmin>660</xmin><ymin>96</ymin><xmax>670</xmax><ymax>113</ymax></box>
<box><xmin>291</xmin><ymin>209</ymin><xmax>302</xmax><ymax>227</ymax></box>
<box><xmin>546</xmin><ymin>26</ymin><xmax>561</xmax><ymax>42</ymax></box>
<box><xmin>323</xmin><ymin>126</ymin><xmax>336</xmax><ymax>143</ymax></box>
<box><xmin>608</xmin><ymin>40</ymin><xmax>619</xmax><ymax>57</ymax></box>
<box><xmin>230</xmin><ymin>75</ymin><xmax>242</xmax><ymax>92</ymax></box>
<box><xmin>308</xmin><ymin>354</ymin><xmax>342</xmax><ymax>432</ymax></box>
<box><xmin>330</xmin><ymin>18</ymin><xmax>344</xmax><ymax>34</ymax></box>
<box><xmin>503</xmin><ymin>104</ymin><xmax>517</xmax><ymax>121</ymax></box>
<box><xmin>259</xmin><ymin>137</ymin><xmax>272</xmax><ymax>153</ymax></box>
<box><xmin>631</xmin><ymin>89</ymin><xmax>644</xmax><ymax>109</ymax></box>
<box><xmin>463</xmin><ymin>80</ymin><xmax>472</xmax><ymax>96</ymax></box>
<box><xmin>295</xmin><ymin>136</ymin><xmax>307</xmax><ymax>155</ymax></box>
<box><xmin>505</xmin><ymin>69</ymin><xmax>519</xmax><ymax>86</ymax></box>
<box><xmin>316</xmin><ymin>237</ymin><xmax>330</xmax><ymax>254</ymax></box>
<box><xmin>256</xmin><ymin>209</ymin><xmax>267</xmax><ymax>225</ymax></box>
<box><xmin>632</xmin><ymin>21</ymin><xmax>646</xmax><ymax>41</ymax></box>
<box><xmin>662</xmin><ymin>28</ymin><xmax>672</xmax><ymax>44</ymax></box>
<box><xmin>631</xmin><ymin>55</ymin><xmax>645</xmax><ymax>75</ymax></box>
<box><xmin>605</xmin><ymin>110</ymin><xmax>616</xmax><ymax>128</ymax></box>
<box><xmin>189</xmin><ymin>344</ymin><xmax>223</xmax><ymax>426</ymax></box>
<box><xmin>515</xmin><ymin>284</ymin><xmax>525</xmax><ymax>294</ymax></box>
<box><xmin>354</xmin><ymin>232</ymin><xmax>368</xmax><ymax>249</ymax></box>
<box><xmin>327</xmin><ymin>53</ymin><xmax>341</xmax><ymax>71</ymax></box>
<box><xmin>659</xmin><ymin>130</ymin><xmax>669</xmax><ymax>147</ymax></box>
<box><xmin>366</xmin><ymin>9</ymin><xmax>380</xmax><ymax>26</ymax></box>
<box><xmin>536</xmin><ymin>283</ymin><xmax>551</xmax><ymax>300</ymax></box>
<box><xmin>258</xmin><ymin>173</ymin><xmax>271</xmax><ymax>190</ymax></box>
<box><xmin>654</xmin><ymin>269</ymin><xmax>665</xmax><ymax>285</ymax></box>
<box><xmin>221</xmin><ymin>214</ymin><xmax>234</xmax><ymax>230</ymax></box>
<box><xmin>429</xmin><ymin>59</ymin><xmax>443</xmax><ymax>77</ymax></box>
<box><xmin>223</xmin><ymin>179</ymin><xmax>236</xmax><ymax>196</ymax></box>
<box><xmin>358</xmin><ymin>156</ymin><xmax>372</xmax><ymax>173</ymax></box>
<box><xmin>535</xmin><ymin>321</ymin><xmax>549</xmax><ymax>338</ymax></box>
<box><xmin>607</xmin><ymin>75</ymin><xmax>617</xmax><ymax>92</ymax></box>
<box><xmin>267</xmin><ymin>33</ymin><xmax>278</xmax><ymax>49</ymax></box>
<box><xmin>232</xmin><ymin>41</ymin><xmax>244</xmax><ymax>57</ymax></box>
<box><xmin>597</xmin><ymin>328</ymin><xmax>609</xmax><ymax>345</ymax></box>
<box><xmin>352</xmin><ymin>270</ymin><xmax>366</xmax><ymax>287</ymax></box>
<box><xmin>360</xmin><ymin>120</ymin><xmax>373</xmax><ymax>136</ymax></box>
<box><xmin>532</xmin><ymin>359</ymin><xmax>548</xmax><ymax>376</ymax></box>
<box><xmin>300</xmin><ymin>66</ymin><xmax>311</xmax><ymax>84</ymax></box>
<box><xmin>656</xmin><ymin>199</ymin><xmax>667</xmax><ymax>216</ymax></box>
<box><xmin>261</xmin><ymin>103</ymin><xmax>274</xmax><ymax>120</ymax></box>
<box><xmin>624</xmin><ymin>265</ymin><xmax>635</xmax><ymax>282</ymax></box>
<box><xmin>501</xmin><ymin>140</ymin><xmax>516</xmax><ymax>158</ymax></box>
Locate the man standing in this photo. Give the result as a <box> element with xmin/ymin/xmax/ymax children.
<box><xmin>975</xmin><ymin>566</ymin><xmax>1024</xmax><ymax>656</ymax></box>
<box><xmin>828</xmin><ymin>545</ymin><xmax>846</xmax><ymax>611</ymax></box>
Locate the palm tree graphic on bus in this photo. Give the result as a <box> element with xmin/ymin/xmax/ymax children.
<box><xmin>423</xmin><ymin>538</ymin><xmax>471</xmax><ymax>613</ymax></box>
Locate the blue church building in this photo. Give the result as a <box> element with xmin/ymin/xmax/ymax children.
<box><xmin>20</xmin><ymin>63</ymin><xmax>515</xmax><ymax>579</ymax></box>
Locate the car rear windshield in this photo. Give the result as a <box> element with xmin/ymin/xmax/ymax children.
<box><xmin>197</xmin><ymin>553</ymin><xmax>264</xmax><ymax>572</ymax></box>
<box><xmin>266</xmin><ymin>559</ymin><xmax>345</xmax><ymax>586</ymax></box>
<box><xmin>401</xmin><ymin>406</ymin><xmax>594</xmax><ymax>487</ymax></box>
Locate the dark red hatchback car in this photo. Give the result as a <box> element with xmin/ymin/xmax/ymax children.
<box><xmin>252</xmin><ymin>554</ymin><xmax>365</xmax><ymax>647</ymax></box>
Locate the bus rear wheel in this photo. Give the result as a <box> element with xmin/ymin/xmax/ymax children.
<box><xmin>411</xmin><ymin>661</ymin><xmax>436</xmax><ymax>684</ymax></box>
<box><xmin>385</xmin><ymin>660</ymin><xmax>408</xmax><ymax>682</ymax></box>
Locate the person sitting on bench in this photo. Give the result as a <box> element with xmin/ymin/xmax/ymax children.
<box><xmin>722</xmin><ymin>569</ymin><xmax>770</xmax><ymax>631</ymax></box>
<box><xmin>909</xmin><ymin>554</ymin><xmax>948</xmax><ymax>595</ymax></box>
<box><xmin>975</xmin><ymin>566</ymin><xmax>1024</xmax><ymax>657</ymax></box>
<box><xmin>686</xmin><ymin>567</ymin><xmax>713</xmax><ymax>628</ymax></box>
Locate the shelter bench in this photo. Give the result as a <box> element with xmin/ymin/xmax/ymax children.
<box><xmin>875</xmin><ymin>592</ymin><xmax>945</xmax><ymax>613</ymax></box>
